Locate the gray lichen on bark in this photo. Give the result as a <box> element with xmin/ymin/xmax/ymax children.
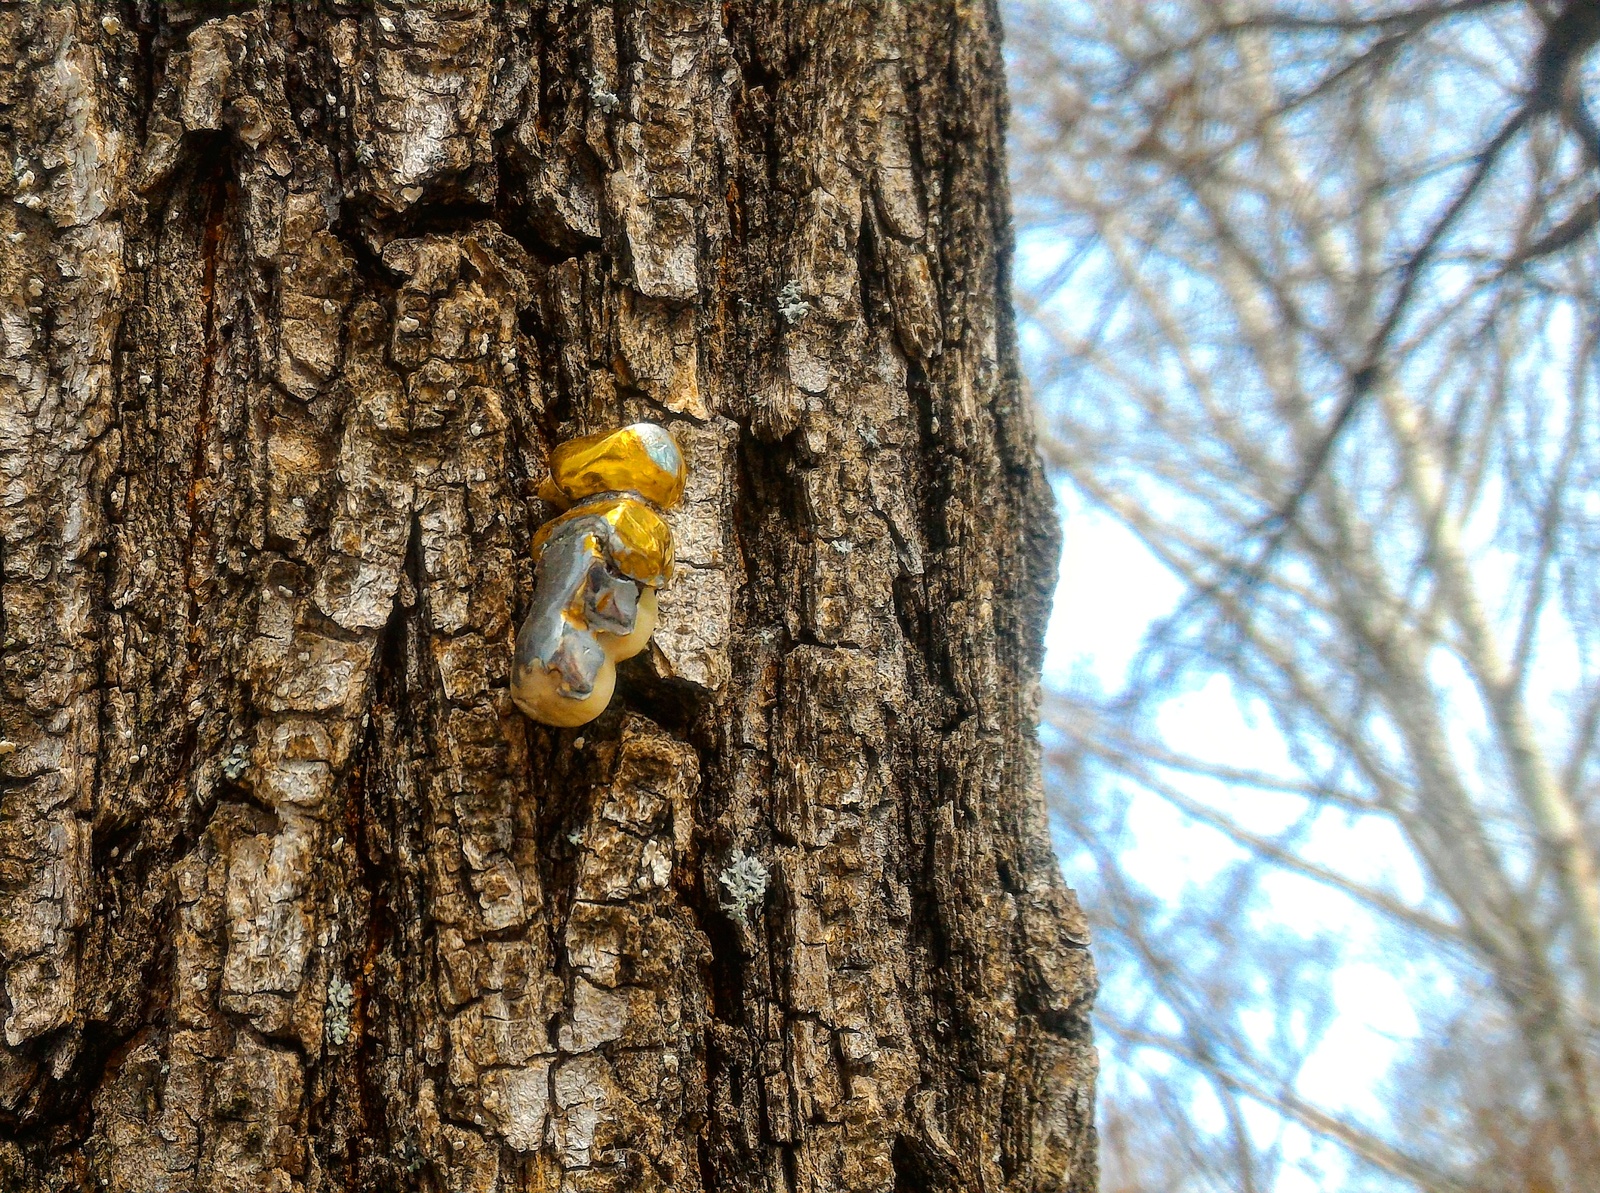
<box><xmin>0</xmin><ymin>2</ymin><xmax>1095</xmax><ymax>1191</ymax></box>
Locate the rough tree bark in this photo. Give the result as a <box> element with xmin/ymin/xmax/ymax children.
<box><xmin>0</xmin><ymin>2</ymin><xmax>1096</xmax><ymax>1190</ymax></box>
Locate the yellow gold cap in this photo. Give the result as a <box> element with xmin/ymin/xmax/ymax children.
<box><xmin>541</xmin><ymin>422</ymin><xmax>687</xmax><ymax>510</ymax></box>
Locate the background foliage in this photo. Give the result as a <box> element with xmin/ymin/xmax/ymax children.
<box><xmin>1008</xmin><ymin>2</ymin><xmax>1600</xmax><ymax>1188</ymax></box>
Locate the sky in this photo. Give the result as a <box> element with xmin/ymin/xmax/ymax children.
<box><xmin>1020</xmin><ymin>227</ymin><xmax>1431</xmax><ymax>1183</ymax></box>
<box><xmin>1002</xmin><ymin>4</ymin><xmax>1600</xmax><ymax>1184</ymax></box>
<box><xmin>1039</xmin><ymin>479</ymin><xmax>1426</xmax><ymax>1187</ymax></box>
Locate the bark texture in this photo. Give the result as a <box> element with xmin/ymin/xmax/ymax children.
<box><xmin>0</xmin><ymin>3</ymin><xmax>1096</xmax><ymax>1190</ymax></box>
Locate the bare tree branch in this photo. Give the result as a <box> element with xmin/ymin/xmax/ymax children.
<box><xmin>1011</xmin><ymin>0</ymin><xmax>1600</xmax><ymax>1183</ymax></box>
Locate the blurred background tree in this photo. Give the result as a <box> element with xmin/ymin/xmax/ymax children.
<box><xmin>1007</xmin><ymin>1</ymin><xmax>1600</xmax><ymax>1189</ymax></box>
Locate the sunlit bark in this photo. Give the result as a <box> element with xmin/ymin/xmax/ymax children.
<box><xmin>0</xmin><ymin>3</ymin><xmax>1094</xmax><ymax>1189</ymax></box>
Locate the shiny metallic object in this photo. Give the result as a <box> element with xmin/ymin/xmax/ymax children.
<box><xmin>512</xmin><ymin>423</ymin><xmax>685</xmax><ymax>727</ymax></box>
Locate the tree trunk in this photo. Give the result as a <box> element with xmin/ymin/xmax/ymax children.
<box><xmin>0</xmin><ymin>3</ymin><xmax>1096</xmax><ymax>1190</ymax></box>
